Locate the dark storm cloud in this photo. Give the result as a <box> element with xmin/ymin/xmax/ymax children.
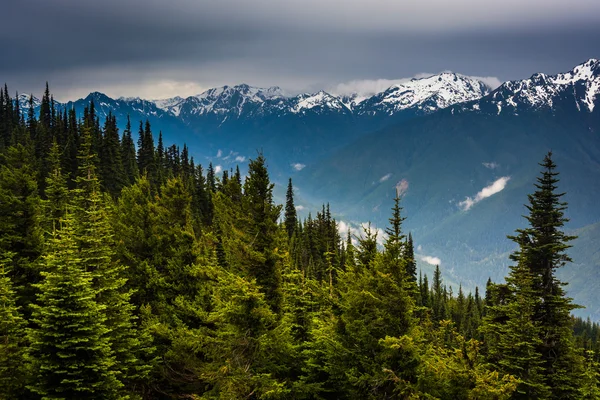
<box><xmin>2</xmin><ymin>0</ymin><xmax>600</xmax><ymax>99</ymax></box>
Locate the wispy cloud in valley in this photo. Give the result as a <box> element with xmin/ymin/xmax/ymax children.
<box><xmin>379</xmin><ymin>173</ymin><xmax>392</xmax><ymax>183</ymax></box>
<box><xmin>291</xmin><ymin>163</ymin><xmax>306</xmax><ymax>171</ymax></box>
<box><xmin>459</xmin><ymin>176</ymin><xmax>510</xmax><ymax>211</ymax></box>
<box><xmin>421</xmin><ymin>255</ymin><xmax>442</xmax><ymax>266</ymax></box>
<box><xmin>482</xmin><ymin>162</ymin><xmax>500</xmax><ymax>169</ymax></box>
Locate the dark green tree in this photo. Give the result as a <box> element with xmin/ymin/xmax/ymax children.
<box><xmin>284</xmin><ymin>178</ymin><xmax>297</xmax><ymax>238</ymax></box>
<box><xmin>99</xmin><ymin>112</ymin><xmax>126</xmax><ymax>197</ymax></box>
<box><xmin>405</xmin><ymin>233</ymin><xmax>417</xmax><ymax>282</ymax></box>
<box><xmin>383</xmin><ymin>192</ymin><xmax>406</xmax><ymax>281</ymax></box>
<box><xmin>0</xmin><ymin>144</ymin><xmax>43</xmax><ymax>310</ymax></box>
<box><xmin>121</xmin><ymin>116</ymin><xmax>139</xmax><ymax>185</ymax></box>
<box><xmin>43</xmin><ymin>140</ymin><xmax>69</xmax><ymax>235</ymax></box>
<box><xmin>242</xmin><ymin>154</ymin><xmax>283</xmax><ymax>312</ymax></box>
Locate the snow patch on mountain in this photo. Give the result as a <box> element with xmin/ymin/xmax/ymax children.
<box><xmin>290</xmin><ymin>91</ymin><xmax>347</xmax><ymax>113</ymax></box>
<box><xmin>490</xmin><ymin>59</ymin><xmax>600</xmax><ymax>113</ymax></box>
<box><xmin>356</xmin><ymin>73</ymin><xmax>491</xmax><ymax>116</ymax></box>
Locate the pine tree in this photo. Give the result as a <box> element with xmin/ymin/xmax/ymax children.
<box><xmin>207</xmin><ymin>162</ymin><xmax>216</xmax><ymax>192</ymax></box>
<box><xmin>121</xmin><ymin>115</ymin><xmax>139</xmax><ymax>185</ymax></box>
<box><xmin>405</xmin><ymin>233</ymin><xmax>417</xmax><ymax>282</ymax></box>
<box><xmin>383</xmin><ymin>192</ymin><xmax>406</xmax><ymax>280</ymax></box>
<box><xmin>284</xmin><ymin>178</ymin><xmax>297</xmax><ymax>238</ymax></box>
<box><xmin>43</xmin><ymin>140</ymin><xmax>69</xmax><ymax>235</ymax></box>
<box><xmin>74</xmin><ymin>125</ymin><xmax>153</xmax><ymax>396</ymax></box>
<box><xmin>99</xmin><ymin>112</ymin><xmax>126</xmax><ymax>197</ymax></box>
<box><xmin>509</xmin><ymin>152</ymin><xmax>583</xmax><ymax>398</ymax></box>
<box><xmin>431</xmin><ymin>265</ymin><xmax>446</xmax><ymax>323</ymax></box>
<box><xmin>64</xmin><ymin>107</ymin><xmax>79</xmax><ymax>189</ymax></box>
<box><xmin>356</xmin><ymin>223</ymin><xmax>378</xmax><ymax>270</ymax></box>
<box><xmin>0</xmin><ymin>144</ymin><xmax>43</xmax><ymax>310</ymax></box>
<box><xmin>482</xmin><ymin>152</ymin><xmax>584</xmax><ymax>399</ymax></box>
<box><xmin>0</xmin><ymin>262</ymin><xmax>28</xmax><ymax>399</ymax></box>
<box><xmin>243</xmin><ymin>154</ymin><xmax>283</xmax><ymax>312</ymax></box>
<box><xmin>27</xmin><ymin>212</ymin><xmax>121</xmax><ymax>399</ymax></box>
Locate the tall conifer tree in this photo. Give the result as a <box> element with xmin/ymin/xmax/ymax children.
<box><xmin>284</xmin><ymin>178</ymin><xmax>297</xmax><ymax>238</ymax></box>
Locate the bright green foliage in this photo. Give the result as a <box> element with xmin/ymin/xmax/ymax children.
<box><xmin>409</xmin><ymin>321</ymin><xmax>518</xmax><ymax>399</ymax></box>
<box><xmin>581</xmin><ymin>351</ymin><xmax>600</xmax><ymax>398</ymax></box>
<box><xmin>200</xmin><ymin>266</ymin><xmax>294</xmax><ymax>399</ymax></box>
<box><xmin>0</xmin><ymin>262</ymin><xmax>28</xmax><ymax>399</ymax></box>
<box><xmin>303</xmin><ymin>252</ymin><xmax>418</xmax><ymax>399</ymax></box>
<box><xmin>27</xmin><ymin>212</ymin><xmax>121</xmax><ymax>399</ymax></box>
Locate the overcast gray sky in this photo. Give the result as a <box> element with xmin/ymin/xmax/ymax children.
<box><xmin>2</xmin><ymin>0</ymin><xmax>599</xmax><ymax>101</ymax></box>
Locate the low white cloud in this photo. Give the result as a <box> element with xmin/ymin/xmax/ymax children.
<box><xmin>337</xmin><ymin>220</ymin><xmax>353</xmax><ymax>238</ymax></box>
<box><xmin>482</xmin><ymin>162</ymin><xmax>500</xmax><ymax>169</ymax></box>
<box><xmin>337</xmin><ymin>220</ymin><xmax>386</xmax><ymax>246</ymax></box>
<box><xmin>417</xmin><ymin>245</ymin><xmax>423</xmax><ymax>252</ymax></box>
<box><xmin>216</xmin><ymin>149</ymin><xmax>222</xmax><ymax>158</ymax></box>
<box><xmin>215</xmin><ymin>165</ymin><xmax>223</xmax><ymax>174</ymax></box>
<box><xmin>421</xmin><ymin>255</ymin><xmax>442</xmax><ymax>266</ymax></box>
<box><xmin>330</xmin><ymin>78</ymin><xmax>415</xmax><ymax>98</ymax></box>
<box><xmin>295</xmin><ymin>205</ymin><xmax>305</xmax><ymax>211</ymax></box>
<box><xmin>235</xmin><ymin>155</ymin><xmax>246</xmax><ymax>162</ymax></box>
<box><xmin>379</xmin><ymin>173</ymin><xmax>392</xmax><ymax>183</ymax></box>
<box><xmin>291</xmin><ymin>163</ymin><xmax>306</xmax><ymax>171</ymax></box>
<box><xmin>467</xmin><ymin>76</ymin><xmax>503</xmax><ymax>90</ymax></box>
<box><xmin>459</xmin><ymin>176</ymin><xmax>510</xmax><ymax>211</ymax></box>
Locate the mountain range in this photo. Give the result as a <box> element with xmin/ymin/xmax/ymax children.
<box><xmin>18</xmin><ymin>58</ymin><xmax>600</xmax><ymax>318</ymax></box>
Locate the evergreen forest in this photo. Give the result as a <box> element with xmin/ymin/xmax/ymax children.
<box><xmin>1</xmin><ymin>85</ymin><xmax>600</xmax><ymax>399</ymax></box>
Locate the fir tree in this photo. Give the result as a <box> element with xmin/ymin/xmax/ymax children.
<box><xmin>405</xmin><ymin>233</ymin><xmax>417</xmax><ymax>282</ymax></box>
<box><xmin>75</xmin><ymin>126</ymin><xmax>154</xmax><ymax>396</ymax></box>
<box><xmin>121</xmin><ymin>116</ymin><xmax>139</xmax><ymax>185</ymax></box>
<box><xmin>0</xmin><ymin>262</ymin><xmax>28</xmax><ymax>399</ymax></box>
<box><xmin>284</xmin><ymin>178</ymin><xmax>297</xmax><ymax>238</ymax></box>
<box><xmin>243</xmin><ymin>154</ymin><xmax>282</xmax><ymax>312</ymax></box>
<box><xmin>383</xmin><ymin>192</ymin><xmax>406</xmax><ymax>280</ymax></box>
<box><xmin>0</xmin><ymin>144</ymin><xmax>43</xmax><ymax>310</ymax></box>
<box><xmin>27</xmin><ymin>212</ymin><xmax>121</xmax><ymax>399</ymax></box>
<box><xmin>99</xmin><ymin>112</ymin><xmax>126</xmax><ymax>197</ymax></box>
<box><xmin>483</xmin><ymin>152</ymin><xmax>584</xmax><ymax>399</ymax></box>
<box><xmin>43</xmin><ymin>140</ymin><xmax>69</xmax><ymax>235</ymax></box>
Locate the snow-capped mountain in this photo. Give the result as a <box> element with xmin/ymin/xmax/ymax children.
<box><xmin>289</xmin><ymin>91</ymin><xmax>351</xmax><ymax>115</ymax></box>
<box><xmin>17</xmin><ymin>93</ymin><xmax>41</xmax><ymax>110</ymax></box>
<box><xmin>153</xmin><ymin>84</ymin><xmax>287</xmax><ymax>120</ymax></box>
<box><xmin>355</xmin><ymin>73</ymin><xmax>492</xmax><ymax>116</ymax></box>
<box><xmin>146</xmin><ymin>73</ymin><xmax>489</xmax><ymax>121</ymax></box>
<box><xmin>457</xmin><ymin>59</ymin><xmax>600</xmax><ymax>115</ymax></box>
